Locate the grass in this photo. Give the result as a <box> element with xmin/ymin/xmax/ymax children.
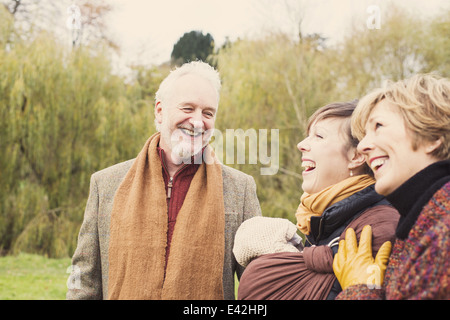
<box><xmin>0</xmin><ymin>253</ymin><xmax>71</xmax><ymax>300</ymax></box>
<box><xmin>0</xmin><ymin>253</ymin><xmax>240</xmax><ymax>300</ymax></box>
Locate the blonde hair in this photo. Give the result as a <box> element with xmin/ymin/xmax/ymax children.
<box><xmin>352</xmin><ymin>74</ymin><xmax>450</xmax><ymax>160</ymax></box>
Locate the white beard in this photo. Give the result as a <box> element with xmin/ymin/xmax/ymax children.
<box><xmin>168</xmin><ymin>128</ymin><xmax>207</xmax><ymax>165</ymax></box>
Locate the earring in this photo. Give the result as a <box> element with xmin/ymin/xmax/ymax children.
<box><xmin>350</xmin><ymin>170</ymin><xmax>353</xmax><ymax>177</ymax></box>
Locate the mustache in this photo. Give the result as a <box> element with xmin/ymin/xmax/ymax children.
<box><xmin>177</xmin><ymin>125</ymin><xmax>205</xmax><ymax>133</ymax></box>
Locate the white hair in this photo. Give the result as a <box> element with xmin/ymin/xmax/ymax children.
<box><xmin>154</xmin><ymin>61</ymin><xmax>221</xmax><ymax>131</ymax></box>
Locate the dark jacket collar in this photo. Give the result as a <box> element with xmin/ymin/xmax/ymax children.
<box><xmin>386</xmin><ymin>159</ymin><xmax>450</xmax><ymax>239</ymax></box>
<box><xmin>307</xmin><ymin>184</ymin><xmax>387</xmax><ymax>244</ymax></box>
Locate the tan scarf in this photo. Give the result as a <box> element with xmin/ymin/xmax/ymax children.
<box><xmin>295</xmin><ymin>174</ymin><xmax>375</xmax><ymax>235</ymax></box>
<box><xmin>107</xmin><ymin>133</ymin><xmax>225</xmax><ymax>299</ymax></box>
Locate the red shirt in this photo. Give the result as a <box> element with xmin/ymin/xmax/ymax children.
<box><xmin>157</xmin><ymin>147</ymin><xmax>200</xmax><ymax>268</ymax></box>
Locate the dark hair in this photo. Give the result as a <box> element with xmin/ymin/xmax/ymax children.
<box><xmin>307</xmin><ymin>100</ymin><xmax>373</xmax><ymax>176</ymax></box>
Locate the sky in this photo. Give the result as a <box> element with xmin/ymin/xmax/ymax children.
<box><xmin>103</xmin><ymin>0</ymin><xmax>449</xmax><ymax>72</ymax></box>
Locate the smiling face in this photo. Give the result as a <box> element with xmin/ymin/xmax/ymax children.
<box><xmin>297</xmin><ymin>117</ymin><xmax>356</xmax><ymax>194</ymax></box>
<box><xmin>155</xmin><ymin>73</ymin><xmax>218</xmax><ymax>164</ymax></box>
<box><xmin>357</xmin><ymin>99</ymin><xmax>440</xmax><ymax>196</ymax></box>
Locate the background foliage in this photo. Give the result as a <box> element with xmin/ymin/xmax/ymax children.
<box><xmin>0</xmin><ymin>3</ymin><xmax>449</xmax><ymax>258</ymax></box>
<box><xmin>171</xmin><ymin>30</ymin><xmax>215</xmax><ymax>66</ymax></box>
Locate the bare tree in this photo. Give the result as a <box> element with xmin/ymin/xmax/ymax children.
<box><xmin>250</xmin><ymin>0</ymin><xmax>308</xmax><ymax>42</ymax></box>
<box><xmin>1</xmin><ymin>0</ymin><xmax>118</xmax><ymax>50</ymax></box>
<box><xmin>2</xmin><ymin>0</ymin><xmax>24</xmax><ymax>15</ymax></box>
<box><xmin>76</xmin><ymin>0</ymin><xmax>118</xmax><ymax>50</ymax></box>
<box><xmin>1</xmin><ymin>0</ymin><xmax>62</xmax><ymax>37</ymax></box>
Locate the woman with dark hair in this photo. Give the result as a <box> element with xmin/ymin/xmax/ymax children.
<box><xmin>233</xmin><ymin>101</ymin><xmax>400</xmax><ymax>300</ymax></box>
<box><xmin>334</xmin><ymin>74</ymin><xmax>450</xmax><ymax>299</ymax></box>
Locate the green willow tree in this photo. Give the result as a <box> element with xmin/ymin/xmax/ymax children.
<box><xmin>215</xmin><ymin>33</ymin><xmax>339</xmax><ymax>221</ymax></box>
<box><xmin>214</xmin><ymin>7</ymin><xmax>450</xmax><ymax>222</ymax></box>
<box><xmin>0</xmin><ymin>6</ymin><xmax>157</xmax><ymax>257</ymax></box>
<box><xmin>0</xmin><ymin>4</ymin><xmax>448</xmax><ymax>258</ymax></box>
<box><xmin>331</xmin><ymin>6</ymin><xmax>450</xmax><ymax>99</ymax></box>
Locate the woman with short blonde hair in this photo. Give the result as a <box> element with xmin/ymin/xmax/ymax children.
<box><xmin>333</xmin><ymin>74</ymin><xmax>450</xmax><ymax>299</ymax></box>
<box><xmin>351</xmin><ymin>73</ymin><xmax>450</xmax><ymax>159</ymax></box>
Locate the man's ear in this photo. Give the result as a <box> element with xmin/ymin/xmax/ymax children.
<box><xmin>155</xmin><ymin>101</ymin><xmax>163</xmax><ymax>125</ymax></box>
<box><xmin>424</xmin><ymin>137</ymin><xmax>443</xmax><ymax>154</ymax></box>
<box><xmin>348</xmin><ymin>149</ymin><xmax>366</xmax><ymax>171</ymax></box>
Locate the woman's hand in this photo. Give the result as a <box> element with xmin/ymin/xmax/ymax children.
<box><xmin>333</xmin><ymin>225</ymin><xmax>392</xmax><ymax>290</ymax></box>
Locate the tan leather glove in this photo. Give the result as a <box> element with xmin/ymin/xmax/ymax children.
<box><xmin>333</xmin><ymin>225</ymin><xmax>392</xmax><ymax>290</ymax></box>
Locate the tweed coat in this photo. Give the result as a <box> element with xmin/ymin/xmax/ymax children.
<box><xmin>66</xmin><ymin>158</ymin><xmax>262</xmax><ymax>300</ymax></box>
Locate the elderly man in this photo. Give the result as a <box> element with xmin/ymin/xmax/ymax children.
<box><xmin>66</xmin><ymin>61</ymin><xmax>261</xmax><ymax>300</ymax></box>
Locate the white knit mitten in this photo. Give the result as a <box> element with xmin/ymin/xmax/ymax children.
<box><xmin>233</xmin><ymin>216</ymin><xmax>303</xmax><ymax>267</ymax></box>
